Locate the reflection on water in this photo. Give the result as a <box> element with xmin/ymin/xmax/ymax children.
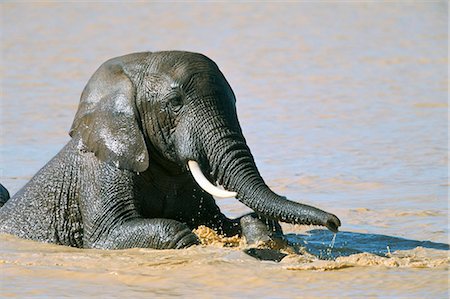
<box><xmin>287</xmin><ymin>229</ymin><xmax>449</xmax><ymax>260</ymax></box>
<box><xmin>0</xmin><ymin>2</ymin><xmax>448</xmax><ymax>298</ymax></box>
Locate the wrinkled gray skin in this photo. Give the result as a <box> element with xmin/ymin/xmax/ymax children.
<box><xmin>0</xmin><ymin>183</ymin><xmax>9</xmax><ymax>207</ymax></box>
<box><xmin>0</xmin><ymin>51</ymin><xmax>340</xmax><ymax>250</ymax></box>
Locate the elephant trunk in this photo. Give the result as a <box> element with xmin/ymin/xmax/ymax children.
<box><xmin>197</xmin><ymin>128</ymin><xmax>341</xmax><ymax>233</ymax></box>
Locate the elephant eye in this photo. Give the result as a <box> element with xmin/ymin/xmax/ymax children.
<box><xmin>169</xmin><ymin>95</ymin><xmax>183</xmax><ymax>112</ymax></box>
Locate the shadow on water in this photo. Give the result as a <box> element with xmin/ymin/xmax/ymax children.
<box><xmin>286</xmin><ymin>230</ymin><xmax>450</xmax><ymax>260</ymax></box>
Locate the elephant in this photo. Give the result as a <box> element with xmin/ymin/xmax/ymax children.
<box><xmin>0</xmin><ymin>183</ymin><xmax>9</xmax><ymax>207</ymax></box>
<box><xmin>0</xmin><ymin>51</ymin><xmax>340</xmax><ymax>250</ymax></box>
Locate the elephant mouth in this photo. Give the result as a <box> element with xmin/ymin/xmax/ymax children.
<box><xmin>187</xmin><ymin>160</ymin><xmax>237</xmax><ymax>198</ymax></box>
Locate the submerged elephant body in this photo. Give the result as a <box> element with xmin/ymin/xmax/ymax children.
<box><xmin>0</xmin><ymin>139</ymin><xmax>211</xmax><ymax>248</ymax></box>
<box><xmin>0</xmin><ymin>51</ymin><xmax>340</xmax><ymax>249</ymax></box>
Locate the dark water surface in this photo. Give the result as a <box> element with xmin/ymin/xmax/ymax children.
<box><xmin>0</xmin><ymin>2</ymin><xmax>448</xmax><ymax>298</ymax></box>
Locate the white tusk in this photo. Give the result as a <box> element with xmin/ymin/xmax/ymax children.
<box><xmin>188</xmin><ymin>160</ymin><xmax>237</xmax><ymax>198</ymax></box>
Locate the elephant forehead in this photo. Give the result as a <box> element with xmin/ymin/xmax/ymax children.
<box><xmin>141</xmin><ymin>74</ymin><xmax>172</xmax><ymax>95</ymax></box>
<box><xmin>147</xmin><ymin>52</ymin><xmax>216</xmax><ymax>78</ymax></box>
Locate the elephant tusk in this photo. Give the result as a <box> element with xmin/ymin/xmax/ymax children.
<box><xmin>187</xmin><ymin>160</ymin><xmax>237</xmax><ymax>198</ymax></box>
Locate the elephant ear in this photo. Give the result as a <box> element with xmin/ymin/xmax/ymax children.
<box><xmin>69</xmin><ymin>56</ymin><xmax>149</xmax><ymax>173</ymax></box>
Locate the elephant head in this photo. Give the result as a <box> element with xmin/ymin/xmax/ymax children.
<box><xmin>69</xmin><ymin>51</ymin><xmax>341</xmax><ymax>233</ymax></box>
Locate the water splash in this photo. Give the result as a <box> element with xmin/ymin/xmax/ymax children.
<box><xmin>325</xmin><ymin>233</ymin><xmax>337</xmax><ymax>256</ymax></box>
<box><xmin>330</xmin><ymin>233</ymin><xmax>337</xmax><ymax>249</ymax></box>
<box><xmin>286</xmin><ymin>230</ymin><xmax>449</xmax><ymax>261</ymax></box>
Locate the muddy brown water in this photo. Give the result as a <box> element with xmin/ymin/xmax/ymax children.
<box><xmin>0</xmin><ymin>3</ymin><xmax>448</xmax><ymax>298</ymax></box>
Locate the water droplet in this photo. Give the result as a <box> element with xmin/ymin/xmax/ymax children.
<box><xmin>329</xmin><ymin>233</ymin><xmax>337</xmax><ymax>249</ymax></box>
